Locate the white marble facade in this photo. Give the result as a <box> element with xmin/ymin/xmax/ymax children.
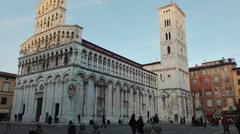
<box><xmin>143</xmin><ymin>3</ymin><xmax>193</xmax><ymax>122</ymax></box>
<box><xmin>11</xmin><ymin>55</ymin><xmax>157</xmax><ymax>123</ymax></box>
<box><xmin>11</xmin><ymin>0</ymin><xmax>193</xmax><ymax>124</ymax></box>
<box><xmin>11</xmin><ymin>0</ymin><xmax>157</xmax><ymax>123</ymax></box>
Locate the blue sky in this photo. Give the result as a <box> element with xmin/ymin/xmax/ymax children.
<box><xmin>0</xmin><ymin>0</ymin><xmax>239</xmax><ymax>73</ymax></box>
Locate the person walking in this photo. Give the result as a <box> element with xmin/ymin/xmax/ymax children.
<box><xmin>183</xmin><ymin>117</ymin><xmax>186</xmax><ymax>125</ymax></box>
<box><xmin>200</xmin><ymin>116</ymin><xmax>203</xmax><ymax>127</ymax></box>
<box><xmin>68</xmin><ymin>120</ymin><xmax>76</xmax><ymax>134</ymax></box>
<box><xmin>136</xmin><ymin>116</ymin><xmax>144</xmax><ymax>134</ymax></box>
<box><xmin>222</xmin><ymin>116</ymin><xmax>230</xmax><ymax>133</ymax></box>
<box><xmin>45</xmin><ymin>112</ymin><xmax>49</xmax><ymax>123</ymax></box>
<box><xmin>48</xmin><ymin>115</ymin><xmax>53</xmax><ymax>126</ymax></box>
<box><xmin>235</xmin><ymin>115</ymin><xmax>240</xmax><ymax>134</ymax></box>
<box><xmin>14</xmin><ymin>114</ymin><xmax>17</xmax><ymax>122</ymax></box>
<box><xmin>129</xmin><ymin>114</ymin><xmax>137</xmax><ymax>134</ymax></box>
<box><xmin>180</xmin><ymin>117</ymin><xmax>183</xmax><ymax>124</ymax></box>
<box><xmin>77</xmin><ymin>113</ymin><xmax>81</xmax><ymax>124</ymax></box>
<box><xmin>102</xmin><ymin>115</ymin><xmax>106</xmax><ymax>128</ymax></box>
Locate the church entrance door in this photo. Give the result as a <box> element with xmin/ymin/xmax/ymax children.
<box><xmin>35</xmin><ymin>98</ymin><xmax>43</xmax><ymax>122</ymax></box>
<box><xmin>54</xmin><ymin>103</ymin><xmax>59</xmax><ymax>123</ymax></box>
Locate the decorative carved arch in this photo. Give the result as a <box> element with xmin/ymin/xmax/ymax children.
<box><xmin>123</xmin><ymin>82</ymin><xmax>129</xmax><ymax>88</ymax></box>
<box><xmin>36</xmin><ymin>81</ymin><xmax>46</xmax><ymax>93</ymax></box>
<box><xmin>98</xmin><ymin>76</ymin><xmax>106</xmax><ymax>83</ymax></box>
<box><xmin>62</xmin><ymin>73</ymin><xmax>70</xmax><ymax>82</ymax></box>
<box><xmin>115</xmin><ymin>81</ymin><xmax>121</xmax><ymax>88</ymax></box>
<box><xmin>75</xmin><ymin>71</ymin><xmax>86</xmax><ymax>79</ymax></box>
<box><xmin>107</xmin><ymin>79</ymin><xmax>114</xmax><ymax>85</ymax></box>
<box><xmin>29</xmin><ymin>79</ymin><xmax>35</xmax><ymax>87</ymax></box>
<box><xmin>86</xmin><ymin>74</ymin><xmax>97</xmax><ymax>85</ymax></box>
<box><xmin>23</xmin><ymin>80</ymin><xmax>28</xmax><ymax>87</ymax></box>
<box><xmin>46</xmin><ymin>75</ymin><xmax>53</xmax><ymax>84</ymax></box>
<box><xmin>36</xmin><ymin>75</ymin><xmax>44</xmax><ymax>83</ymax></box>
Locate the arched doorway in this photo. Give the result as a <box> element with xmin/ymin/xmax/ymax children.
<box><xmin>35</xmin><ymin>83</ymin><xmax>44</xmax><ymax>122</ymax></box>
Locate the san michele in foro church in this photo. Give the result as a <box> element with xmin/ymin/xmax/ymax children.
<box><xmin>11</xmin><ymin>0</ymin><xmax>193</xmax><ymax>124</ymax></box>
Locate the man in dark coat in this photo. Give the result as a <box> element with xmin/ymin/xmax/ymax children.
<box><xmin>222</xmin><ymin>116</ymin><xmax>230</xmax><ymax>133</ymax></box>
<box><xmin>235</xmin><ymin>115</ymin><xmax>240</xmax><ymax>134</ymax></box>
<box><xmin>102</xmin><ymin>115</ymin><xmax>106</xmax><ymax>128</ymax></box>
<box><xmin>48</xmin><ymin>115</ymin><xmax>53</xmax><ymax>126</ymax></box>
<box><xmin>136</xmin><ymin>116</ymin><xmax>144</xmax><ymax>134</ymax></box>
<box><xmin>129</xmin><ymin>114</ymin><xmax>137</xmax><ymax>134</ymax></box>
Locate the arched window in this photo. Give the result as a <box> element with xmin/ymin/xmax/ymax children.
<box><xmin>55</xmin><ymin>52</ymin><xmax>59</xmax><ymax>66</ymax></box>
<box><xmin>111</xmin><ymin>61</ymin><xmax>115</xmax><ymax>73</ymax></box>
<box><xmin>87</xmin><ymin>52</ymin><xmax>92</xmax><ymax>67</ymax></box>
<box><xmin>64</xmin><ymin>49</ymin><xmax>68</xmax><ymax>65</ymax></box>
<box><xmin>165</xmin><ymin>33</ymin><xmax>168</xmax><ymax>40</ymax></box>
<box><xmin>81</xmin><ymin>50</ymin><xmax>87</xmax><ymax>65</ymax></box>
<box><xmin>107</xmin><ymin>59</ymin><xmax>111</xmax><ymax>72</ymax></box>
<box><xmin>93</xmin><ymin>54</ymin><xmax>98</xmax><ymax>68</ymax></box>
<box><xmin>103</xmin><ymin>57</ymin><xmax>107</xmax><ymax>71</ymax></box>
<box><xmin>168</xmin><ymin>19</ymin><xmax>171</xmax><ymax>26</ymax></box>
<box><xmin>167</xmin><ymin>46</ymin><xmax>171</xmax><ymax>54</ymax></box>
<box><xmin>98</xmin><ymin>56</ymin><xmax>102</xmax><ymax>70</ymax></box>
<box><xmin>168</xmin><ymin>32</ymin><xmax>171</xmax><ymax>40</ymax></box>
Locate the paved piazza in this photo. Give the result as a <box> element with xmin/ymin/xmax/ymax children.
<box><xmin>0</xmin><ymin>122</ymin><xmax>238</xmax><ymax>134</ymax></box>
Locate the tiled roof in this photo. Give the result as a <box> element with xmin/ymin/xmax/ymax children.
<box><xmin>82</xmin><ymin>39</ymin><xmax>157</xmax><ymax>75</ymax></box>
<box><xmin>142</xmin><ymin>61</ymin><xmax>161</xmax><ymax>66</ymax></box>
<box><xmin>0</xmin><ymin>71</ymin><xmax>17</xmax><ymax>78</ymax></box>
<box><xmin>189</xmin><ymin>62</ymin><xmax>237</xmax><ymax>71</ymax></box>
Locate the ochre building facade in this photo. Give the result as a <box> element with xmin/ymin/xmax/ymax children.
<box><xmin>0</xmin><ymin>71</ymin><xmax>16</xmax><ymax>121</ymax></box>
<box><xmin>190</xmin><ymin>59</ymin><xmax>237</xmax><ymax>117</ymax></box>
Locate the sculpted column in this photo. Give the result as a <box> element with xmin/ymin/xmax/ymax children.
<box><xmin>40</xmin><ymin>83</ymin><xmax>47</xmax><ymax>122</ymax></box>
<box><xmin>139</xmin><ymin>91</ymin><xmax>142</xmax><ymax>116</ymax></box>
<box><xmin>120</xmin><ymin>89</ymin><xmax>124</xmax><ymax>118</ymax></box>
<box><xmin>81</xmin><ymin>80</ymin><xmax>88</xmax><ymax>122</ymax></box>
<box><xmin>115</xmin><ymin>85</ymin><xmax>121</xmax><ymax>117</ymax></box>
<box><xmin>150</xmin><ymin>95</ymin><xmax>154</xmax><ymax>116</ymax></box>
<box><xmin>112</xmin><ymin>88</ymin><xmax>116</xmax><ymax>118</ymax></box>
<box><xmin>45</xmin><ymin>82</ymin><xmax>54</xmax><ymax>115</ymax></box>
<box><xmin>28</xmin><ymin>84</ymin><xmax>37</xmax><ymax>122</ymax></box>
<box><xmin>176</xmin><ymin>95</ymin><xmax>182</xmax><ymax>121</ymax></box>
<box><xmin>51</xmin><ymin>81</ymin><xmax>56</xmax><ymax>117</ymax></box>
<box><xmin>136</xmin><ymin>90</ymin><xmax>139</xmax><ymax>116</ymax></box>
<box><xmin>10</xmin><ymin>87</ymin><xmax>20</xmax><ymax>121</ymax></box>
<box><xmin>66</xmin><ymin>82</ymin><xmax>78</xmax><ymax>122</ymax></box>
<box><xmin>132</xmin><ymin>90</ymin><xmax>136</xmax><ymax>114</ymax></box>
<box><xmin>59</xmin><ymin>80</ymin><xmax>65</xmax><ymax>121</ymax></box>
<box><xmin>128</xmin><ymin>88</ymin><xmax>132</xmax><ymax>117</ymax></box>
<box><xmin>93</xmin><ymin>82</ymin><xmax>98</xmax><ymax>121</ymax></box>
<box><xmin>22</xmin><ymin>84</ymin><xmax>30</xmax><ymax>122</ymax></box>
<box><xmin>143</xmin><ymin>93</ymin><xmax>146</xmax><ymax>117</ymax></box>
<box><xmin>85</xmin><ymin>79</ymin><xmax>95</xmax><ymax>121</ymax></box>
<box><xmin>146</xmin><ymin>93</ymin><xmax>149</xmax><ymax>117</ymax></box>
<box><xmin>76</xmin><ymin>77</ymin><xmax>84</xmax><ymax>117</ymax></box>
<box><xmin>106</xmin><ymin>83</ymin><xmax>113</xmax><ymax>120</ymax></box>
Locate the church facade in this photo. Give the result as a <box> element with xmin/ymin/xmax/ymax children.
<box><xmin>11</xmin><ymin>0</ymin><xmax>158</xmax><ymax>123</ymax></box>
<box><xmin>11</xmin><ymin>0</ymin><xmax>192</xmax><ymax>123</ymax></box>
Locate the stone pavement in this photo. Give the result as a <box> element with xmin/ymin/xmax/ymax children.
<box><xmin>0</xmin><ymin>122</ymin><xmax>238</xmax><ymax>134</ymax></box>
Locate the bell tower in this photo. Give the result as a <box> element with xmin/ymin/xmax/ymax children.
<box><xmin>157</xmin><ymin>2</ymin><xmax>192</xmax><ymax>122</ymax></box>
<box><xmin>159</xmin><ymin>3</ymin><xmax>190</xmax><ymax>91</ymax></box>
<box><xmin>35</xmin><ymin>0</ymin><xmax>67</xmax><ymax>33</ymax></box>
